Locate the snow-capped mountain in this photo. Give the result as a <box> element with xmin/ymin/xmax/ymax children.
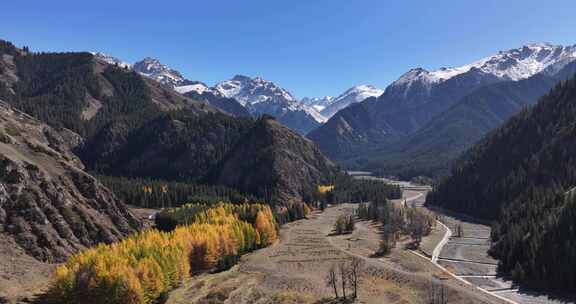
<box><xmin>301</xmin><ymin>96</ymin><xmax>335</xmax><ymax>112</ymax></box>
<box><xmin>214</xmin><ymin>75</ymin><xmax>298</xmax><ymax>106</ymax></box>
<box><xmin>91</xmin><ymin>52</ymin><xmax>131</xmax><ymax>69</ymax></box>
<box><xmin>391</xmin><ymin>43</ymin><xmax>576</xmax><ymax>98</ymax></box>
<box><xmin>309</xmin><ymin>42</ymin><xmax>576</xmax><ymax>161</ymax></box>
<box><xmin>214</xmin><ymin>75</ymin><xmax>326</xmax><ymax>133</ymax></box>
<box><xmin>133</xmin><ymin>57</ymin><xmax>193</xmax><ymax>88</ymax></box>
<box><xmin>319</xmin><ymin>85</ymin><xmax>383</xmax><ymax>119</ymax></box>
<box><xmin>128</xmin><ymin>57</ymin><xmax>254</xmax><ymax>118</ymax></box>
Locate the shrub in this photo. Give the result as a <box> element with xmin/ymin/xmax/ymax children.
<box><xmin>334</xmin><ymin>215</ymin><xmax>355</xmax><ymax>235</ymax></box>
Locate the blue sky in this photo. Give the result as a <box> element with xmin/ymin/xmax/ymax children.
<box><xmin>3</xmin><ymin>0</ymin><xmax>576</xmax><ymax>97</ymax></box>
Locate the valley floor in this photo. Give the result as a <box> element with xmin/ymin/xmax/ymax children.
<box><xmin>166</xmin><ymin>198</ymin><xmax>499</xmax><ymax>304</ymax></box>
<box><xmin>5</xmin><ymin>188</ymin><xmax>568</xmax><ymax>304</ymax></box>
<box><xmin>432</xmin><ymin>208</ymin><xmax>572</xmax><ymax>304</ymax></box>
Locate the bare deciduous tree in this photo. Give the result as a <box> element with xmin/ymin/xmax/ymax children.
<box><xmin>339</xmin><ymin>262</ymin><xmax>348</xmax><ymax>299</ymax></box>
<box><xmin>327</xmin><ymin>258</ymin><xmax>366</xmax><ymax>301</ymax></box>
<box><xmin>455</xmin><ymin>223</ymin><xmax>464</xmax><ymax>237</ymax></box>
<box><xmin>348</xmin><ymin>257</ymin><xmax>364</xmax><ymax>299</ymax></box>
<box><xmin>326</xmin><ymin>264</ymin><xmax>339</xmax><ymax>299</ymax></box>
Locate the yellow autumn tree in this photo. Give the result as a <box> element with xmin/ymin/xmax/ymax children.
<box><xmin>47</xmin><ymin>202</ymin><xmax>278</xmax><ymax>304</ymax></box>
<box><xmin>255</xmin><ymin>210</ymin><xmax>277</xmax><ymax>245</ymax></box>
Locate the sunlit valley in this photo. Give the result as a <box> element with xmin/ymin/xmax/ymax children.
<box><xmin>1</xmin><ymin>1</ymin><xmax>576</xmax><ymax>304</ymax></box>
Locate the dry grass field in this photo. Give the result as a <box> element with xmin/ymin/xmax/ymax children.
<box><xmin>167</xmin><ymin>200</ymin><xmax>499</xmax><ymax>304</ymax></box>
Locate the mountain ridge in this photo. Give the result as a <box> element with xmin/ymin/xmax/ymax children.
<box><xmin>128</xmin><ymin>55</ymin><xmax>328</xmax><ymax>133</ymax></box>
<box><xmin>309</xmin><ymin>42</ymin><xmax>576</xmax><ymax>174</ymax></box>
<box><xmin>353</xmin><ymin>60</ymin><xmax>576</xmax><ymax>178</ymax></box>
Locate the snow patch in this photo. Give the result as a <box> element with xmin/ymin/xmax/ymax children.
<box><xmin>174</xmin><ymin>83</ymin><xmax>210</xmax><ymax>94</ymax></box>
<box><xmin>90</xmin><ymin>52</ymin><xmax>131</xmax><ymax>69</ymax></box>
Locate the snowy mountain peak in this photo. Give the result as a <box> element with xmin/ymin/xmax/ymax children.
<box><xmin>318</xmin><ymin>84</ymin><xmax>384</xmax><ymax>118</ymax></box>
<box><xmin>214</xmin><ymin>75</ymin><xmax>297</xmax><ymax>105</ymax></box>
<box><xmin>214</xmin><ymin>75</ymin><xmax>327</xmax><ymax>125</ymax></box>
<box><xmin>394</xmin><ymin>43</ymin><xmax>576</xmax><ymax>88</ymax></box>
<box><xmin>90</xmin><ymin>52</ymin><xmax>131</xmax><ymax>69</ymax></box>
<box><xmin>133</xmin><ymin>57</ymin><xmax>188</xmax><ymax>87</ymax></box>
<box><xmin>524</xmin><ymin>42</ymin><xmax>554</xmax><ymax>49</ymax></box>
<box><xmin>340</xmin><ymin>85</ymin><xmax>384</xmax><ymax>97</ymax></box>
<box><xmin>394</xmin><ymin>68</ymin><xmax>436</xmax><ymax>85</ymax></box>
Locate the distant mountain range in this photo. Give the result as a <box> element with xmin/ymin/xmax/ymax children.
<box><xmin>91</xmin><ymin>53</ymin><xmax>382</xmax><ymax>135</ymax></box>
<box><xmin>91</xmin><ymin>43</ymin><xmax>576</xmax><ymax>179</ymax></box>
<box><xmin>124</xmin><ymin>56</ymin><xmax>327</xmax><ymax>134</ymax></box>
<box><xmin>308</xmin><ymin>42</ymin><xmax>576</xmax><ymax>177</ymax></box>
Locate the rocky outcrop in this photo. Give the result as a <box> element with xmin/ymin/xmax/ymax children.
<box><xmin>0</xmin><ymin>101</ymin><xmax>140</xmax><ymax>263</ymax></box>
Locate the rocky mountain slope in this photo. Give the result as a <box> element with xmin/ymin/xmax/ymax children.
<box><xmin>301</xmin><ymin>96</ymin><xmax>334</xmax><ymax>112</ymax></box>
<box><xmin>426</xmin><ymin>75</ymin><xmax>576</xmax><ymax>292</ymax></box>
<box><xmin>133</xmin><ymin>57</ymin><xmax>196</xmax><ymax>88</ymax></box>
<box><xmin>94</xmin><ymin>54</ymin><xmax>247</xmax><ymax>118</ymax></box>
<box><xmin>309</xmin><ymin>43</ymin><xmax>576</xmax><ymax>171</ymax></box>
<box><xmin>0</xmin><ymin>99</ymin><xmax>140</xmax><ymax>301</ymax></box>
<box><xmin>184</xmin><ymin>89</ymin><xmax>251</xmax><ymax>117</ymax></box>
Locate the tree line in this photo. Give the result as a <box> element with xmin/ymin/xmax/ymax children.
<box><xmin>97</xmin><ymin>175</ymin><xmax>259</xmax><ymax>209</ymax></box>
<box><xmin>309</xmin><ymin>175</ymin><xmax>402</xmax><ymax>209</ymax></box>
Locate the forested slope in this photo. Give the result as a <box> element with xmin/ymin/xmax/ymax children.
<box><xmin>426</xmin><ymin>77</ymin><xmax>576</xmax><ymax>292</ymax></box>
<box><xmin>359</xmin><ymin>61</ymin><xmax>576</xmax><ymax>178</ymax></box>
<box><xmin>0</xmin><ymin>39</ymin><xmax>338</xmax><ymax>205</ymax></box>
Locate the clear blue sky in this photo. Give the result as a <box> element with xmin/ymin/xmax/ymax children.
<box><xmin>3</xmin><ymin>0</ymin><xmax>576</xmax><ymax>98</ymax></box>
